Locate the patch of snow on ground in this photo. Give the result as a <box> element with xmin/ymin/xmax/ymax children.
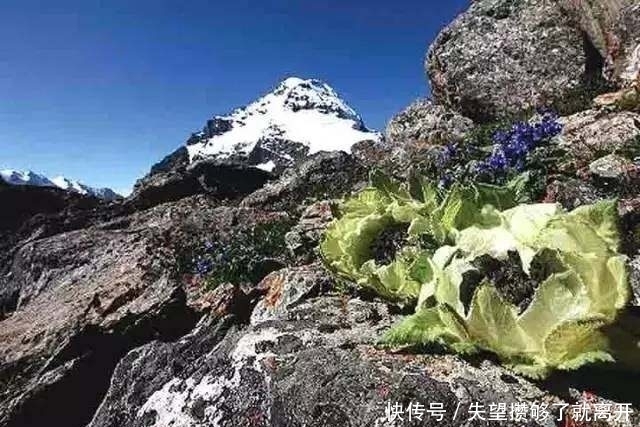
<box><xmin>255</xmin><ymin>160</ymin><xmax>276</xmax><ymax>172</ymax></box>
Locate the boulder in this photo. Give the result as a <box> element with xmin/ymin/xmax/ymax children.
<box><xmin>589</xmin><ymin>154</ymin><xmax>635</xmax><ymax>180</ymax></box>
<box><xmin>560</xmin><ymin>0</ymin><xmax>640</xmax><ymax>86</ymax></box>
<box><xmin>558</xmin><ymin>109</ymin><xmax>640</xmax><ymax>170</ymax></box>
<box><xmin>427</xmin><ymin>0</ymin><xmax>608</xmax><ymax>122</ymax></box>
<box><xmin>385</xmin><ymin>99</ymin><xmax>474</xmax><ymax>146</ymax></box>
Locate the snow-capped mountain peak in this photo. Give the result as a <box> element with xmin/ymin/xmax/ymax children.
<box><xmin>1</xmin><ymin>169</ymin><xmax>121</xmax><ymax>201</ymax></box>
<box><xmin>0</xmin><ymin>170</ymin><xmax>55</xmax><ymax>187</ymax></box>
<box><xmin>52</xmin><ymin>176</ymin><xmax>93</xmax><ymax>195</ymax></box>
<box><xmin>185</xmin><ymin>77</ymin><xmax>380</xmax><ymax>169</ymax></box>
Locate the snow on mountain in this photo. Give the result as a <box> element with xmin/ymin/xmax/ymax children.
<box><xmin>185</xmin><ymin>77</ymin><xmax>380</xmax><ymax>169</ymax></box>
<box><xmin>0</xmin><ymin>169</ymin><xmax>121</xmax><ymax>201</ymax></box>
<box><xmin>0</xmin><ymin>170</ymin><xmax>55</xmax><ymax>187</ymax></box>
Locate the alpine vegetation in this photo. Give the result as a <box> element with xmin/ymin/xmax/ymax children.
<box><xmin>321</xmin><ymin>171</ymin><xmax>640</xmax><ymax>379</ymax></box>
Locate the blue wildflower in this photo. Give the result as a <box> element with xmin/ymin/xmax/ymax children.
<box><xmin>193</xmin><ymin>256</ymin><xmax>213</xmax><ymax>275</ymax></box>
<box><xmin>444</xmin><ymin>143</ymin><xmax>457</xmax><ymax>158</ymax></box>
<box><xmin>487</xmin><ymin>145</ymin><xmax>508</xmax><ymax>171</ymax></box>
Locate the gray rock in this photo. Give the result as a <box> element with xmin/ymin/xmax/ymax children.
<box><xmin>284</xmin><ymin>201</ymin><xmax>336</xmax><ymax>263</ymax></box>
<box><xmin>558</xmin><ymin>109</ymin><xmax>640</xmax><ymax>170</ymax></box>
<box><xmin>250</xmin><ymin>264</ymin><xmax>334</xmax><ymax>325</ymax></box>
<box><xmin>544</xmin><ymin>179</ymin><xmax>602</xmax><ymax>211</ymax></box>
<box><xmin>351</xmin><ymin>139</ymin><xmax>407</xmax><ymax>176</ymax></box>
<box><xmin>129</xmin><ymin>158</ymin><xmax>273</xmax><ymax>211</ymax></box>
<box><xmin>0</xmin><ymin>195</ymin><xmax>290</xmax><ymax>427</ymax></box>
<box><xmin>628</xmin><ymin>255</ymin><xmax>640</xmax><ymax>305</ymax></box>
<box><xmin>241</xmin><ymin>151</ymin><xmax>367</xmax><ymax>213</ymax></box>
<box><xmin>89</xmin><ymin>294</ymin><xmax>590</xmax><ymax>427</ymax></box>
<box><xmin>559</xmin><ymin>0</ymin><xmax>629</xmax><ymax>61</ymax></box>
<box><xmin>614</xmin><ymin>2</ymin><xmax>640</xmax><ymax>86</ymax></box>
<box><xmin>589</xmin><ymin>154</ymin><xmax>634</xmax><ymax>180</ymax></box>
<box><xmin>427</xmin><ymin>0</ymin><xmax>606</xmax><ymax>122</ymax></box>
<box><xmin>385</xmin><ymin>99</ymin><xmax>474</xmax><ymax>146</ymax></box>
<box><xmin>565</xmin><ymin>0</ymin><xmax>640</xmax><ymax>87</ymax></box>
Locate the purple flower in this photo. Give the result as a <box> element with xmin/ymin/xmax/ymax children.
<box><xmin>482</xmin><ymin>112</ymin><xmax>562</xmax><ymax>177</ymax></box>
<box><xmin>444</xmin><ymin>143</ymin><xmax>457</xmax><ymax>158</ymax></box>
<box><xmin>193</xmin><ymin>256</ymin><xmax>213</xmax><ymax>275</ymax></box>
<box><xmin>436</xmin><ymin>144</ymin><xmax>458</xmax><ymax>168</ymax></box>
<box><xmin>487</xmin><ymin>146</ymin><xmax>508</xmax><ymax>171</ymax></box>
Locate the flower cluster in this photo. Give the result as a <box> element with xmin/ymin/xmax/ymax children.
<box><xmin>183</xmin><ymin>220</ymin><xmax>293</xmax><ymax>288</ymax></box>
<box><xmin>476</xmin><ymin>112</ymin><xmax>562</xmax><ymax>177</ymax></box>
<box><xmin>193</xmin><ymin>255</ymin><xmax>213</xmax><ymax>275</ymax></box>
<box><xmin>192</xmin><ymin>241</ymin><xmax>228</xmax><ymax>275</ymax></box>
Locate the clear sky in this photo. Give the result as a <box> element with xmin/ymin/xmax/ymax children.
<box><xmin>0</xmin><ymin>0</ymin><xmax>468</xmax><ymax>195</ymax></box>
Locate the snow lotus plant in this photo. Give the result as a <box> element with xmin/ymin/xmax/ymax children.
<box><xmin>320</xmin><ymin>171</ymin><xmax>639</xmax><ymax>379</ymax></box>
<box><xmin>320</xmin><ymin>171</ymin><xmax>528</xmax><ymax>303</ymax></box>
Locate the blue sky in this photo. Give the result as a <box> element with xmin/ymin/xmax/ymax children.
<box><xmin>0</xmin><ymin>0</ymin><xmax>467</xmax><ymax>195</ymax></box>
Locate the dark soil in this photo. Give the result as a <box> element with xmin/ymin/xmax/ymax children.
<box><xmin>471</xmin><ymin>251</ymin><xmax>540</xmax><ymax>313</ymax></box>
<box><xmin>370</xmin><ymin>223</ymin><xmax>409</xmax><ymax>265</ymax></box>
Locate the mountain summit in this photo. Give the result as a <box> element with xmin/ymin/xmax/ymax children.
<box><xmin>183</xmin><ymin>77</ymin><xmax>380</xmax><ymax>171</ymax></box>
<box><xmin>0</xmin><ymin>169</ymin><xmax>121</xmax><ymax>201</ymax></box>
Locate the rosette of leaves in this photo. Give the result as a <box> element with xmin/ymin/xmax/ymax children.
<box><xmin>320</xmin><ymin>170</ymin><xmax>528</xmax><ymax>304</ymax></box>
<box><xmin>385</xmin><ymin>200</ymin><xmax>639</xmax><ymax>379</ymax></box>
<box><xmin>321</xmin><ymin>171</ymin><xmax>640</xmax><ymax>379</ymax></box>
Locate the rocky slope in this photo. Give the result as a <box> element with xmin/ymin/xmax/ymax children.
<box><xmin>2</xmin><ymin>1</ymin><xmax>640</xmax><ymax>427</ymax></box>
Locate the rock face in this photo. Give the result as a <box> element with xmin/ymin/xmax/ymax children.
<box><xmin>88</xmin><ymin>265</ymin><xmax>572</xmax><ymax>427</ymax></box>
<box><xmin>558</xmin><ymin>109</ymin><xmax>640</xmax><ymax>169</ymax></box>
<box><xmin>385</xmin><ymin>99</ymin><xmax>474</xmax><ymax>146</ymax></box>
<box><xmin>0</xmin><ymin>119</ymin><xmax>377</xmax><ymax>427</ymax></box>
<box><xmin>427</xmin><ymin>0</ymin><xmax>607</xmax><ymax>122</ymax></box>
<box><xmin>129</xmin><ymin>159</ymin><xmax>273</xmax><ymax>210</ymax></box>
<box><xmin>0</xmin><ymin>191</ymin><xmax>295</xmax><ymax>427</ymax></box>
<box><xmin>614</xmin><ymin>2</ymin><xmax>640</xmax><ymax>86</ymax></box>
<box><xmin>560</xmin><ymin>0</ymin><xmax>640</xmax><ymax>87</ymax></box>
<box><xmin>241</xmin><ymin>151</ymin><xmax>367</xmax><ymax>213</ymax></box>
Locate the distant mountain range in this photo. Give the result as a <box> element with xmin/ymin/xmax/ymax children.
<box><xmin>0</xmin><ymin>169</ymin><xmax>121</xmax><ymax>201</ymax></box>
<box><xmin>5</xmin><ymin>77</ymin><xmax>380</xmax><ymax>202</ymax></box>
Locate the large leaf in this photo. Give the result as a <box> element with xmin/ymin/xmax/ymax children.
<box><xmin>542</xmin><ymin>318</ymin><xmax>614</xmax><ymax>370</ymax></box>
<box><xmin>320</xmin><ymin>171</ymin><xmax>635</xmax><ymax>379</ymax></box>
<box><xmin>467</xmin><ymin>285</ymin><xmax>535</xmax><ymax>357</ymax></box>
